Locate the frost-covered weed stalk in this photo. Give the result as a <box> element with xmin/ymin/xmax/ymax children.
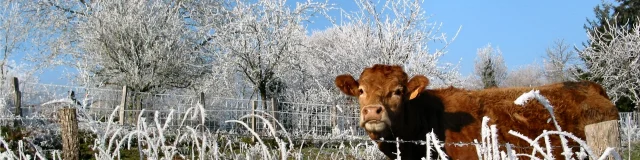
<box><xmin>422</xmin><ymin>131</ymin><xmax>448</xmax><ymax>159</ymax></box>
<box><xmin>89</xmin><ymin>103</ymin><xmax>380</xmax><ymax>160</ymax></box>
<box><xmin>225</xmin><ymin>111</ymin><xmax>293</xmax><ymax>160</ymax></box>
<box><xmin>91</xmin><ymin>103</ymin><xmax>227</xmax><ymax>160</ymax></box>
<box><xmin>468</xmin><ymin>90</ymin><xmax>622</xmax><ymax>160</ymax></box>
<box><xmin>0</xmin><ymin>101</ymin><xmax>62</xmax><ymax>160</ymax></box>
<box><xmin>0</xmin><ymin>134</ymin><xmax>51</xmax><ymax>160</ymax></box>
<box><xmin>222</xmin><ymin>110</ymin><xmax>393</xmax><ymax>160</ymax></box>
<box><xmin>0</xmin><ymin>97</ymin><xmax>89</xmax><ymax>160</ymax></box>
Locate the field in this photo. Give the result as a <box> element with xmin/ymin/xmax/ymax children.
<box><xmin>0</xmin><ymin>83</ymin><xmax>634</xmax><ymax>160</ymax></box>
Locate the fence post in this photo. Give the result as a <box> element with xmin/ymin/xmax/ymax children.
<box><xmin>199</xmin><ymin>92</ymin><xmax>206</xmax><ymax>108</ymax></box>
<box><xmin>199</xmin><ymin>92</ymin><xmax>206</xmax><ymax>132</ymax></box>
<box><xmin>251</xmin><ymin>100</ymin><xmax>256</xmax><ymax>143</ymax></box>
<box><xmin>119</xmin><ymin>86</ymin><xmax>127</xmax><ymax>125</ymax></box>
<box><xmin>271</xmin><ymin>98</ymin><xmax>277</xmax><ymax>128</ymax></box>
<box><xmin>59</xmin><ymin>107</ymin><xmax>79</xmax><ymax>160</ymax></box>
<box><xmin>635</xmin><ymin>112</ymin><xmax>639</xmax><ymax>128</ymax></box>
<box><xmin>331</xmin><ymin>103</ymin><xmax>337</xmax><ymax>129</ymax></box>
<box><xmin>12</xmin><ymin>77</ymin><xmax>21</xmax><ymax>128</ymax></box>
<box><xmin>585</xmin><ymin>120</ymin><xmax>620</xmax><ymax>159</ymax></box>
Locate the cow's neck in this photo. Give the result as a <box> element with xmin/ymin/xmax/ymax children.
<box><xmin>398</xmin><ymin>90</ymin><xmax>446</xmax><ymax>140</ymax></box>
<box><xmin>374</xmin><ymin>91</ymin><xmax>445</xmax><ymax>159</ymax></box>
<box><xmin>384</xmin><ymin>98</ymin><xmax>431</xmax><ymax>140</ymax></box>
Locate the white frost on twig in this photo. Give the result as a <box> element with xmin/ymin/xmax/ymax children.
<box><xmin>514</xmin><ymin>90</ymin><xmax>554</xmax><ymax>113</ymax></box>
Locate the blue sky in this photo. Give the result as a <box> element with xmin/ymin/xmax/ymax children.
<box><xmin>423</xmin><ymin>0</ymin><xmax>602</xmax><ymax>75</ymax></box>
<box><xmin>30</xmin><ymin>0</ymin><xmax>603</xmax><ymax>84</ymax></box>
<box><xmin>305</xmin><ymin>0</ymin><xmax>602</xmax><ymax>75</ymax></box>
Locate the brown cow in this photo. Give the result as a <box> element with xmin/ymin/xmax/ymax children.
<box><xmin>334</xmin><ymin>64</ymin><xmax>619</xmax><ymax>160</ymax></box>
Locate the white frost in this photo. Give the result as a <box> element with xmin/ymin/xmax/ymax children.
<box><xmin>513</xmin><ymin>90</ymin><xmax>539</xmax><ymax>106</ymax></box>
<box><xmin>335</xmin><ymin>104</ymin><xmax>343</xmax><ymax>113</ymax></box>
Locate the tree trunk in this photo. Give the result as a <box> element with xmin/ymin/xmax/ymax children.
<box><xmin>12</xmin><ymin>77</ymin><xmax>21</xmax><ymax>128</ymax></box>
<box><xmin>259</xmin><ymin>83</ymin><xmax>268</xmax><ymax>108</ymax></box>
<box><xmin>259</xmin><ymin>84</ymin><xmax>268</xmax><ymax>136</ymax></box>
<box><xmin>59</xmin><ymin>108</ymin><xmax>79</xmax><ymax>160</ymax></box>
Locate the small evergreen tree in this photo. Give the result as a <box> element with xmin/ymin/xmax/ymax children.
<box><xmin>474</xmin><ymin>44</ymin><xmax>507</xmax><ymax>89</ymax></box>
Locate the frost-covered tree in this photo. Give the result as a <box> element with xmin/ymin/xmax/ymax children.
<box><xmin>502</xmin><ymin>64</ymin><xmax>547</xmax><ymax>87</ymax></box>
<box><xmin>578</xmin><ymin>18</ymin><xmax>640</xmax><ymax>111</ymax></box>
<box><xmin>0</xmin><ymin>1</ymin><xmax>42</xmax><ymax>108</ymax></box>
<box><xmin>582</xmin><ymin>0</ymin><xmax>640</xmax><ymax>111</ymax></box>
<box><xmin>543</xmin><ymin>39</ymin><xmax>577</xmax><ymax>83</ymax></box>
<box><xmin>1</xmin><ymin>2</ymin><xmax>23</xmax><ymax>86</ymax></box>
<box><xmin>347</xmin><ymin>0</ymin><xmax>461</xmax><ymax>82</ymax></box>
<box><xmin>210</xmin><ymin>0</ymin><xmax>329</xmax><ymax>102</ymax></box>
<box><xmin>584</xmin><ymin>0</ymin><xmax>640</xmax><ymax>48</ymax></box>
<box><xmin>39</xmin><ymin>0</ymin><xmax>215</xmax><ymax>93</ymax></box>
<box><xmin>31</xmin><ymin>0</ymin><xmax>461</xmax><ymax>106</ymax></box>
<box><xmin>474</xmin><ymin>44</ymin><xmax>507</xmax><ymax>89</ymax></box>
<box><xmin>292</xmin><ymin>0</ymin><xmax>461</xmax><ymax>103</ymax></box>
<box><xmin>0</xmin><ymin>1</ymin><xmax>39</xmax><ymax>88</ymax></box>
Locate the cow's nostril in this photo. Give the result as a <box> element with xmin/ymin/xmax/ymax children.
<box><xmin>363</xmin><ymin>106</ymin><xmax>383</xmax><ymax>116</ymax></box>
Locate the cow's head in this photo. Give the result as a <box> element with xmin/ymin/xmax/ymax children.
<box><xmin>335</xmin><ymin>64</ymin><xmax>428</xmax><ymax>140</ymax></box>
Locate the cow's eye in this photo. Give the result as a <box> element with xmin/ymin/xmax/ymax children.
<box><xmin>359</xmin><ymin>89</ymin><xmax>364</xmax><ymax>95</ymax></box>
<box><xmin>393</xmin><ymin>89</ymin><xmax>402</xmax><ymax>96</ymax></box>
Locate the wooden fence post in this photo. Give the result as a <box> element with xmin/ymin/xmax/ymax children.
<box><xmin>59</xmin><ymin>107</ymin><xmax>79</xmax><ymax>160</ymax></box>
<box><xmin>585</xmin><ymin>120</ymin><xmax>620</xmax><ymax>160</ymax></box>
<box><xmin>199</xmin><ymin>92</ymin><xmax>205</xmax><ymax>108</ymax></box>
<box><xmin>199</xmin><ymin>92</ymin><xmax>206</xmax><ymax>132</ymax></box>
<box><xmin>271</xmin><ymin>98</ymin><xmax>277</xmax><ymax>128</ymax></box>
<box><xmin>251</xmin><ymin>100</ymin><xmax>256</xmax><ymax>143</ymax></box>
<box><xmin>119</xmin><ymin>86</ymin><xmax>127</xmax><ymax>125</ymax></box>
<box><xmin>331</xmin><ymin>103</ymin><xmax>337</xmax><ymax>129</ymax></box>
<box><xmin>12</xmin><ymin>77</ymin><xmax>21</xmax><ymax>128</ymax></box>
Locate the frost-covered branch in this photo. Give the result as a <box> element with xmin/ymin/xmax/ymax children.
<box><xmin>578</xmin><ymin>17</ymin><xmax>640</xmax><ymax>108</ymax></box>
<box><xmin>543</xmin><ymin>39</ymin><xmax>578</xmax><ymax>83</ymax></box>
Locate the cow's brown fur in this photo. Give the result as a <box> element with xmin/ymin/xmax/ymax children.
<box><xmin>334</xmin><ymin>64</ymin><xmax>619</xmax><ymax>160</ymax></box>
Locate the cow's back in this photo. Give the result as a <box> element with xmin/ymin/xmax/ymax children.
<box><xmin>434</xmin><ymin>81</ymin><xmax>619</xmax><ymax>159</ymax></box>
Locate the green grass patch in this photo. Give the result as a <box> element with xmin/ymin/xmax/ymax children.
<box><xmin>622</xmin><ymin>142</ymin><xmax>640</xmax><ymax>160</ymax></box>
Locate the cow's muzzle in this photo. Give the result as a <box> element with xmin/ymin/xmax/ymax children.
<box><xmin>362</xmin><ymin>105</ymin><xmax>384</xmax><ymax>122</ymax></box>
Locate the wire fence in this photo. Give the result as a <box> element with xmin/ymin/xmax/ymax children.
<box><xmin>2</xmin><ymin>82</ymin><xmax>640</xmax><ymax>146</ymax></box>
<box><xmin>0</xmin><ymin>82</ymin><xmax>366</xmax><ymax>139</ymax></box>
<box><xmin>619</xmin><ymin>112</ymin><xmax>640</xmax><ymax>146</ymax></box>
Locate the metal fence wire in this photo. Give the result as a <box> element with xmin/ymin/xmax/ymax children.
<box><xmin>2</xmin><ymin>82</ymin><xmax>640</xmax><ymax>143</ymax></box>
<box><xmin>116</xmin><ymin>98</ymin><xmax>366</xmax><ymax>137</ymax></box>
<box><xmin>0</xmin><ymin>83</ymin><xmax>368</xmax><ymax>138</ymax></box>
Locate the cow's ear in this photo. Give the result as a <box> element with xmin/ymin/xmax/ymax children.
<box><xmin>407</xmin><ymin>75</ymin><xmax>429</xmax><ymax>100</ymax></box>
<box><xmin>335</xmin><ymin>74</ymin><xmax>360</xmax><ymax>96</ymax></box>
